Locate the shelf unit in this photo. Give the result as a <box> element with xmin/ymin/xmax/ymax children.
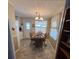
<box><xmin>56</xmin><ymin>6</ymin><xmax>70</xmax><ymax>59</ymax></box>
<box><xmin>61</xmin><ymin>41</ymin><xmax>70</xmax><ymax>48</ymax></box>
<box><xmin>65</xmin><ymin>19</ymin><xmax>70</xmax><ymax>22</ymax></box>
<box><xmin>60</xmin><ymin>47</ymin><xmax>70</xmax><ymax>59</ymax></box>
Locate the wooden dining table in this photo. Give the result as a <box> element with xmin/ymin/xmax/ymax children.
<box><xmin>30</xmin><ymin>32</ymin><xmax>45</xmax><ymax>48</ymax></box>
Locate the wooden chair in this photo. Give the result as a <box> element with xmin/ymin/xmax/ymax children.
<box><xmin>30</xmin><ymin>32</ymin><xmax>35</xmax><ymax>45</ymax></box>
<box><xmin>43</xmin><ymin>33</ymin><xmax>48</xmax><ymax>46</ymax></box>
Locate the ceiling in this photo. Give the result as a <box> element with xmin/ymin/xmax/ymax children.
<box><xmin>14</xmin><ymin>0</ymin><xmax>65</xmax><ymax>18</ymax></box>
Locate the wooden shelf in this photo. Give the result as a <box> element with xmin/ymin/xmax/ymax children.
<box><xmin>64</xmin><ymin>30</ymin><xmax>70</xmax><ymax>32</ymax></box>
<box><xmin>56</xmin><ymin>7</ymin><xmax>70</xmax><ymax>59</ymax></box>
<box><xmin>61</xmin><ymin>41</ymin><xmax>70</xmax><ymax>48</ymax></box>
<box><xmin>60</xmin><ymin>47</ymin><xmax>70</xmax><ymax>59</ymax></box>
<box><xmin>65</xmin><ymin>19</ymin><xmax>70</xmax><ymax>22</ymax></box>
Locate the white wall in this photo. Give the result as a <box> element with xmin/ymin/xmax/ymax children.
<box><xmin>15</xmin><ymin>17</ymin><xmax>34</xmax><ymax>40</ymax></box>
<box><xmin>16</xmin><ymin>17</ymin><xmax>24</xmax><ymax>41</ymax></box>
<box><xmin>8</xmin><ymin>0</ymin><xmax>17</xmax><ymax>59</ymax></box>
<box><xmin>8</xmin><ymin>0</ymin><xmax>20</xmax><ymax>54</ymax></box>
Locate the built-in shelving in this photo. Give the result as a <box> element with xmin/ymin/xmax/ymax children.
<box><xmin>65</xmin><ymin>19</ymin><xmax>70</xmax><ymax>22</ymax></box>
<box><xmin>56</xmin><ymin>4</ymin><xmax>70</xmax><ymax>59</ymax></box>
<box><xmin>60</xmin><ymin>47</ymin><xmax>70</xmax><ymax>59</ymax></box>
<box><xmin>64</xmin><ymin>30</ymin><xmax>70</xmax><ymax>32</ymax></box>
<box><xmin>61</xmin><ymin>41</ymin><xmax>70</xmax><ymax>48</ymax></box>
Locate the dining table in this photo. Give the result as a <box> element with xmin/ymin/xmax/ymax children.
<box><xmin>30</xmin><ymin>32</ymin><xmax>45</xmax><ymax>48</ymax></box>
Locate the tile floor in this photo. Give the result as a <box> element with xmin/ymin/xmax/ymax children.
<box><xmin>16</xmin><ymin>39</ymin><xmax>55</xmax><ymax>59</ymax></box>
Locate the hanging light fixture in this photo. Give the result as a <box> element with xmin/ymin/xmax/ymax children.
<box><xmin>35</xmin><ymin>16</ymin><xmax>39</xmax><ymax>20</ymax></box>
<box><xmin>34</xmin><ymin>0</ymin><xmax>43</xmax><ymax>21</ymax></box>
<box><xmin>35</xmin><ymin>12</ymin><xmax>43</xmax><ymax>21</ymax></box>
<box><xmin>39</xmin><ymin>17</ymin><xmax>43</xmax><ymax>21</ymax></box>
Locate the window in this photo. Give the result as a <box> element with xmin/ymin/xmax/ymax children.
<box><xmin>26</xmin><ymin>23</ymin><xmax>30</xmax><ymax>29</ymax></box>
<box><xmin>50</xmin><ymin>19</ymin><xmax>58</xmax><ymax>40</ymax></box>
<box><xmin>35</xmin><ymin>21</ymin><xmax>47</xmax><ymax>33</ymax></box>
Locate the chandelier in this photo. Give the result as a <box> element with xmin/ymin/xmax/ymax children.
<box><xmin>35</xmin><ymin>12</ymin><xmax>43</xmax><ymax>21</ymax></box>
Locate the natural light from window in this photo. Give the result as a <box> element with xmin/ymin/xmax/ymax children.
<box><xmin>35</xmin><ymin>21</ymin><xmax>47</xmax><ymax>33</ymax></box>
<box><xmin>26</xmin><ymin>23</ymin><xmax>30</xmax><ymax>29</ymax></box>
<box><xmin>50</xmin><ymin>20</ymin><xmax>58</xmax><ymax>40</ymax></box>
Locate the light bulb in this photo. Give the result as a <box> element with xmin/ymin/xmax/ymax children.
<box><xmin>35</xmin><ymin>16</ymin><xmax>39</xmax><ymax>20</ymax></box>
<box><xmin>40</xmin><ymin>17</ymin><xmax>43</xmax><ymax>21</ymax></box>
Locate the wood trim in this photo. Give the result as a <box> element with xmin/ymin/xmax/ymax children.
<box><xmin>55</xmin><ymin>6</ymin><xmax>67</xmax><ymax>59</ymax></box>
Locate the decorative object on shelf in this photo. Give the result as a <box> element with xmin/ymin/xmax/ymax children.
<box><xmin>35</xmin><ymin>12</ymin><xmax>43</xmax><ymax>21</ymax></box>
